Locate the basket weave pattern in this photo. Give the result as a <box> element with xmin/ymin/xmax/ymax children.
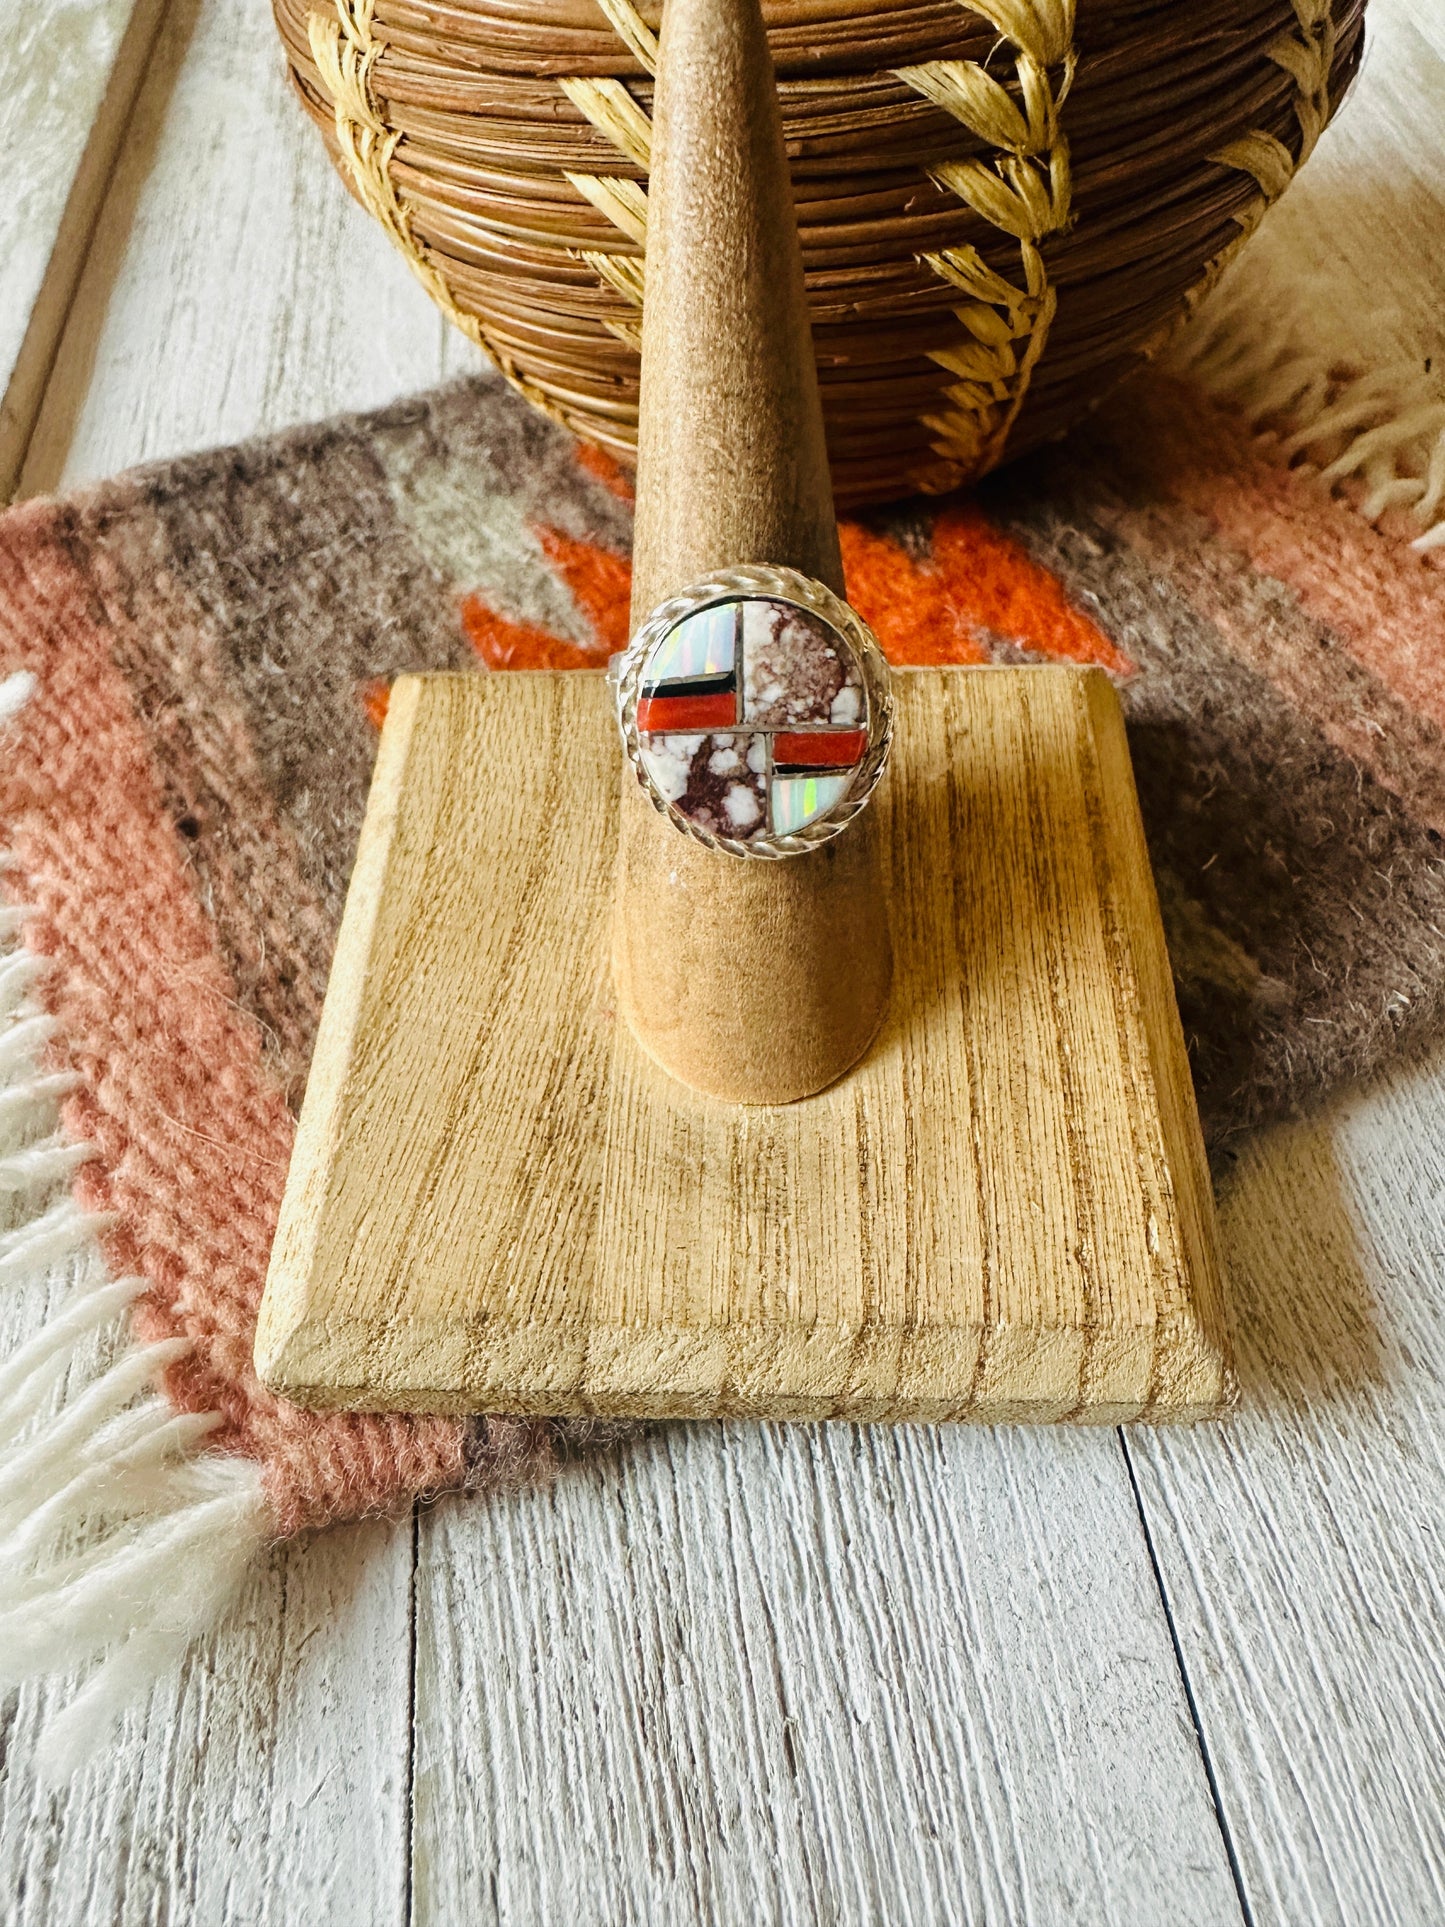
<box><xmin>276</xmin><ymin>0</ymin><xmax>1363</xmax><ymax>507</ymax></box>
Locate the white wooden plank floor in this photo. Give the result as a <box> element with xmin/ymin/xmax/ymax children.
<box><xmin>0</xmin><ymin>0</ymin><xmax>167</xmax><ymax>498</ymax></box>
<box><xmin>415</xmin><ymin>1427</ymin><xmax>1237</xmax><ymax>1924</ymax></box>
<box><xmin>1</xmin><ymin>2</ymin><xmax>1442</xmax><ymax>1921</ymax></box>
<box><xmin>1132</xmin><ymin>1048</ymin><xmax>1445</xmax><ymax>1926</ymax></box>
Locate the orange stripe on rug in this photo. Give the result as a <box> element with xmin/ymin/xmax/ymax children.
<box><xmin>455</xmin><ymin>509</ymin><xmax>1129</xmax><ymax>678</ymax></box>
<box><xmin>842</xmin><ymin>511</ymin><xmax>1132</xmax><ymax>672</ymax></box>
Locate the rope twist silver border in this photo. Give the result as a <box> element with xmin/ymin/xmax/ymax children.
<box><xmin>611</xmin><ymin>564</ymin><xmax>894</xmax><ymax>859</ymax></box>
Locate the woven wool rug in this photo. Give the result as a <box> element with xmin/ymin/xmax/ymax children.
<box><xmin>2</xmin><ymin>315</ymin><xmax>1443</xmax><ymax>1770</ymax></box>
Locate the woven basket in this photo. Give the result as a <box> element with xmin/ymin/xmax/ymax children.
<box><xmin>276</xmin><ymin>0</ymin><xmax>1363</xmax><ymax>507</ymax></box>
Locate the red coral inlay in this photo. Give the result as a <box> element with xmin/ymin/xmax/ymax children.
<box><xmin>637</xmin><ymin>690</ymin><xmax>738</xmax><ymax>732</ymax></box>
<box><xmin>772</xmin><ymin>729</ymin><xmax>867</xmax><ymax>769</ymax></box>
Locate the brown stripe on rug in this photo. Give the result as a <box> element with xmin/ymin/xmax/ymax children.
<box><xmin>62</xmin><ymin>381</ymin><xmax>633</xmax><ymax>1101</ymax></box>
<box><xmin>983</xmin><ymin>436</ymin><xmax>1445</xmax><ymax>1142</ymax></box>
<box><xmin>1057</xmin><ymin>373</ymin><xmax>1445</xmax><ymax>835</ymax></box>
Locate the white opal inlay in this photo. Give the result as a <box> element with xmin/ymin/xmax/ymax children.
<box><xmin>647</xmin><ymin>603</ymin><xmax>738</xmax><ymax>687</ymax></box>
<box><xmin>771</xmin><ymin>772</ymin><xmax>851</xmax><ymax>835</ymax></box>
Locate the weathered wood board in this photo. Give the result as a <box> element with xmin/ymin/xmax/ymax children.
<box><xmin>0</xmin><ymin>0</ymin><xmax>166</xmax><ymax>500</ymax></box>
<box><xmin>256</xmin><ymin>664</ymin><xmax>1229</xmax><ymax>1421</ymax></box>
<box><xmin>414</xmin><ymin>1421</ymin><xmax>1245</xmax><ymax>1926</ymax></box>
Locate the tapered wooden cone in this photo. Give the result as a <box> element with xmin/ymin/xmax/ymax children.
<box><xmin>612</xmin><ymin>0</ymin><xmax>892</xmax><ymax>1104</ymax></box>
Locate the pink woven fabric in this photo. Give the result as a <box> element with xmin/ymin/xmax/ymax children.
<box><xmin>0</xmin><ymin>500</ymin><xmax>467</xmax><ymax>1534</ymax></box>
<box><xmin>1081</xmin><ymin>376</ymin><xmax>1445</xmax><ymax>834</ymax></box>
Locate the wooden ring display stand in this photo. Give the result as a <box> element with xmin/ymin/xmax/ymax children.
<box><xmin>611</xmin><ymin>0</ymin><xmax>889</xmax><ymax>1104</ymax></box>
<box><xmin>255</xmin><ymin>0</ymin><xmax>1232</xmax><ymax>1424</ymax></box>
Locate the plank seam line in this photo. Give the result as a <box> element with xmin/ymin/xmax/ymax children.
<box><xmin>1118</xmin><ymin>1431</ymin><xmax>1257</xmax><ymax>1927</ymax></box>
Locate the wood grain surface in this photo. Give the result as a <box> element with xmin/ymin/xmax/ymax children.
<box><xmin>2</xmin><ymin>0</ymin><xmax>1444</xmax><ymax>1921</ymax></box>
<box><xmin>0</xmin><ymin>0</ymin><xmax>166</xmax><ymax>500</ymax></box>
<box><xmin>257</xmin><ymin>666</ymin><xmax>1226</xmax><ymax>1422</ymax></box>
<box><xmin>414</xmin><ymin>1421</ymin><xmax>1242</xmax><ymax>1925</ymax></box>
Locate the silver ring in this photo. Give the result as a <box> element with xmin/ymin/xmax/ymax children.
<box><xmin>611</xmin><ymin>564</ymin><xmax>893</xmax><ymax>859</ymax></box>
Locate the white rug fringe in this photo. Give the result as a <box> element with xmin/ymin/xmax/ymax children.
<box><xmin>0</xmin><ymin>680</ymin><xmax>269</xmax><ymax>1782</ymax></box>
<box><xmin>1168</xmin><ymin>262</ymin><xmax>1445</xmax><ymax>554</ymax></box>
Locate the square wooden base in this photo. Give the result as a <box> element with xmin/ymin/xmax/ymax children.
<box><xmin>255</xmin><ymin>667</ymin><xmax>1231</xmax><ymax>1423</ymax></box>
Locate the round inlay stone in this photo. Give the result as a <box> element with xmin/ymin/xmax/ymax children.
<box><xmin>615</xmin><ymin>568</ymin><xmax>892</xmax><ymax>857</ymax></box>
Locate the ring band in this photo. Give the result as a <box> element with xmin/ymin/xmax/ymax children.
<box><xmin>611</xmin><ymin>564</ymin><xmax>893</xmax><ymax>859</ymax></box>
